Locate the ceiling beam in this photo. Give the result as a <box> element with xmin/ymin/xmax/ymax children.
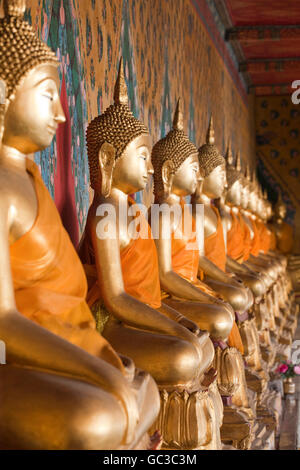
<box><xmin>240</xmin><ymin>58</ymin><xmax>300</xmax><ymax>72</ymax></box>
<box><xmin>248</xmin><ymin>83</ymin><xmax>292</xmax><ymax>95</ymax></box>
<box><xmin>226</xmin><ymin>25</ymin><xmax>300</xmax><ymax>42</ymax></box>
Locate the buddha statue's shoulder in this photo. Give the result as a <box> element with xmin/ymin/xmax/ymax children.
<box><xmin>0</xmin><ymin>164</ymin><xmax>38</xmax><ymax>243</ymax></box>
<box><xmin>87</xmin><ymin>195</ymin><xmax>133</xmax><ymax>252</ymax></box>
<box><xmin>204</xmin><ymin>204</ymin><xmax>218</xmax><ymax>237</ymax></box>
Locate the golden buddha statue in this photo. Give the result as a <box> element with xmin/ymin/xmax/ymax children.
<box><xmin>261</xmin><ymin>192</ymin><xmax>298</xmax><ymax>346</ymax></box>
<box><xmin>223</xmin><ymin>146</ymin><xmax>267</xmax><ymax>298</ymax></box>
<box><xmin>194</xmin><ymin>119</ymin><xmax>253</xmax><ymax>316</ymax></box>
<box><xmin>80</xmin><ymin>62</ymin><xmax>223</xmax><ymax>450</ymax></box>
<box><xmin>271</xmin><ymin>193</ymin><xmax>294</xmax><ymax>255</ymax></box>
<box><xmin>270</xmin><ymin>194</ymin><xmax>300</xmax><ymax>320</ymax></box>
<box><xmin>238</xmin><ymin>168</ymin><xmax>293</xmax><ymax>366</ymax></box>
<box><xmin>239</xmin><ymin>167</ymin><xmax>277</xmax><ymax>285</ymax></box>
<box><xmin>217</xmin><ymin>145</ymin><xmax>285</xmax><ymax>431</ymax></box>
<box><xmin>151</xmin><ymin>101</ymin><xmax>235</xmax><ymax>344</ymax></box>
<box><xmin>0</xmin><ymin>0</ymin><xmax>160</xmax><ymax>450</ymax></box>
<box><xmin>151</xmin><ymin>104</ymin><xmax>255</xmax><ymax>449</ymax></box>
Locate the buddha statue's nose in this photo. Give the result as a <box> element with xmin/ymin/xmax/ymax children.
<box><xmin>55</xmin><ymin>99</ymin><xmax>66</xmax><ymax>124</ymax></box>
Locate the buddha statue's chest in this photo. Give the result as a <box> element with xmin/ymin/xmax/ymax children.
<box><xmin>241</xmin><ymin>213</ymin><xmax>254</xmax><ymax>239</ymax></box>
<box><xmin>220</xmin><ymin>205</ymin><xmax>233</xmax><ymax>233</ymax></box>
<box><xmin>3</xmin><ymin>169</ymin><xmax>38</xmax><ymax>244</ymax></box>
<box><xmin>204</xmin><ymin>204</ymin><xmax>218</xmax><ymax>238</ymax></box>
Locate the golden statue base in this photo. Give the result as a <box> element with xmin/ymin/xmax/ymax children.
<box><xmin>220</xmin><ymin>405</ymin><xmax>253</xmax><ymax>450</ymax></box>
<box><xmin>149</xmin><ymin>381</ymin><xmax>223</xmax><ymax>450</ymax></box>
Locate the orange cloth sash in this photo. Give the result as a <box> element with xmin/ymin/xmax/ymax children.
<box><xmin>227</xmin><ymin>210</ymin><xmax>245</xmax><ymax>261</ymax></box>
<box><xmin>10</xmin><ymin>158</ymin><xmax>123</xmax><ymax>372</ymax></box>
<box><xmin>238</xmin><ymin>213</ymin><xmax>251</xmax><ymax>262</ymax></box>
<box><xmin>84</xmin><ymin>198</ymin><xmax>162</xmax><ymax>309</ymax></box>
<box><xmin>203</xmin><ymin>206</ymin><xmax>243</xmax><ymax>354</ymax></box>
<box><xmin>250</xmin><ymin>219</ymin><xmax>261</xmax><ymax>257</ymax></box>
<box><xmin>171</xmin><ymin>200</ymin><xmax>217</xmax><ymax>296</ymax></box>
<box><xmin>269</xmin><ymin>226</ymin><xmax>277</xmax><ymax>251</ymax></box>
<box><xmin>256</xmin><ymin>219</ymin><xmax>271</xmax><ymax>254</ymax></box>
<box><xmin>204</xmin><ymin>205</ymin><xmax>226</xmax><ymax>272</ymax></box>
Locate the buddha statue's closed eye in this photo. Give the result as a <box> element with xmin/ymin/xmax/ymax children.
<box><xmin>0</xmin><ymin>0</ymin><xmax>160</xmax><ymax>450</ymax></box>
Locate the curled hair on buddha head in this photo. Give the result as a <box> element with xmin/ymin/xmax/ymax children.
<box><xmin>0</xmin><ymin>0</ymin><xmax>59</xmax><ymax>142</ymax></box>
<box><xmin>151</xmin><ymin>97</ymin><xmax>198</xmax><ymax>195</ymax></box>
<box><xmin>198</xmin><ymin>116</ymin><xmax>225</xmax><ymax>177</ymax></box>
<box><xmin>86</xmin><ymin>57</ymin><xmax>149</xmax><ymax>192</ymax></box>
<box><xmin>225</xmin><ymin>140</ymin><xmax>240</xmax><ymax>189</ymax></box>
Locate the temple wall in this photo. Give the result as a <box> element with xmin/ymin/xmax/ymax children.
<box><xmin>25</xmin><ymin>0</ymin><xmax>255</xmax><ymax>239</ymax></box>
<box><xmin>255</xmin><ymin>95</ymin><xmax>300</xmax><ymax>251</ymax></box>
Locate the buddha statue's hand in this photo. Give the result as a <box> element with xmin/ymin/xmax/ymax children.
<box><xmin>201</xmin><ymin>367</ymin><xmax>217</xmax><ymax>388</ymax></box>
<box><xmin>177</xmin><ymin>316</ymin><xmax>209</xmax><ymax>348</ymax></box>
<box><xmin>173</xmin><ymin>322</ymin><xmax>206</xmax><ymax>363</ymax></box>
<box><xmin>212</xmin><ymin>297</ymin><xmax>226</xmax><ymax>306</ymax></box>
<box><xmin>177</xmin><ymin>316</ymin><xmax>200</xmax><ymax>335</ymax></box>
<box><xmin>226</xmin><ymin>272</ymin><xmax>235</xmax><ymax>278</ymax></box>
<box><xmin>232</xmin><ymin>275</ymin><xmax>244</xmax><ymax>285</ymax></box>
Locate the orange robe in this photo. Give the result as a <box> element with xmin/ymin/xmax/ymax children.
<box><xmin>10</xmin><ymin>158</ymin><xmax>123</xmax><ymax>371</ymax></box>
<box><xmin>269</xmin><ymin>226</ymin><xmax>277</xmax><ymax>251</ymax></box>
<box><xmin>204</xmin><ymin>205</ymin><xmax>227</xmax><ymax>272</ymax></box>
<box><xmin>203</xmin><ymin>205</ymin><xmax>244</xmax><ymax>354</ymax></box>
<box><xmin>227</xmin><ymin>210</ymin><xmax>245</xmax><ymax>262</ymax></box>
<box><xmin>256</xmin><ymin>219</ymin><xmax>271</xmax><ymax>254</ymax></box>
<box><xmin>83</xmin><ymin>199</ymin><xmax>162</xmax><ymax>310</ymax></box>
<box><xmin>238</xmin><ymin>213</ymin><xmax>252</xmax><ymax>262</ymax></box>
<box><xmin>171</xmin><ymin>200</ymin><xmax>218</xmax><ymax>296</ymax></box>
<box><xmin>250</xmin><ymin>219</ymin><xmax>261</xmax><ymax>257</ymax></box>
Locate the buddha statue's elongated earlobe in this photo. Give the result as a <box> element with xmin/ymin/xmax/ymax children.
<box><xmin>98</xmin><ymin>142</ymin><xmax>116</xmax><ymax>198</ymax></box>
<box><xmin>161</xmin><ymin>159</ymin><xmax>175</xmax><ymax>197</ymax></box>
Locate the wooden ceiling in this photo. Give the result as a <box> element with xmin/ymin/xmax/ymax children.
<box><xmin>214</xmin><ymin>0</ymin><xmax>300</xmax><ymax>95</ymax></box>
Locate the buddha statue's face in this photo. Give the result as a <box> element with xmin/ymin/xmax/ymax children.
<box><xmin>112</xmin><ymin>134</ymin><xmax>153</xmax><ymax>194</ymax></box>
<box><xmin>171</xmin><ymin>154</ymin><xmax>201</xmax><ymax>197</ymax></box>
<box><xmin>255</xmin><ymin>197</ymin><xmax>263</xmax><ymax>218</ymax></box>
<box><xmin>261</xmin><ymin>201</ymin><xmax>268</xmax><ymax>220</ymax></box>
<box><xmin>240</xmin><ymin>181</ymin><xmax>249</xmax><ymax>209</ymax></box>
<box><xmin>276</xmin><ymin>204</ymin><xmax>286</xmax><ymax>221</ymax></box>
<box><xmin>225</xmin><ymin>179</ymin><xmax>241</xmax><ymax>206</ymax></box>
<box><xmin>266</xmin><ymin>203</ymin><xmax>272</xmax><ymax>220</ymax></box>
<box><xmin>2</xmin><ymin>64</ymin><xmax>65</xmax><ymax>154</ymax></box>
<box><xmin>202</xmin><ymin>164</ymin><xmax>226</xmax><ymax>199</ymax></box>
